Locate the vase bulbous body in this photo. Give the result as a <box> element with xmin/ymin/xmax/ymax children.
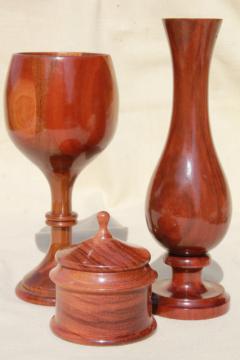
<box><xmin>5</xmin><ymin>52</ymin><xmax>118</xmax><ymax>305</ymax></box>
<box><xmin>146</xmin><ymin>19</ymin><xmax>231</xmax><ymax>320</ymax></box>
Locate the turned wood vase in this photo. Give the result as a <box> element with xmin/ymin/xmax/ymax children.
<box><xmin>50</xmin><ymin>211</ymin><xmax>157</xmax><ymax>345</ymax></box>
<box><xmin>146</xmin><ymin>19</ymin><xmax>231</xmax><ymax>320</ymax></box>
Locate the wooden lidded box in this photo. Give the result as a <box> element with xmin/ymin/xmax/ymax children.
<box><xmin>50</xmin><ymin>211</ymin><xmax>157</xmax><ymax>345</ymax></box>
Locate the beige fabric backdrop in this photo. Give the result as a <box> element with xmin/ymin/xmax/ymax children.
<box><xmin>0</xmin><ymin>1</ymin><xmax>240</xmax><ymax>359</ymax></box>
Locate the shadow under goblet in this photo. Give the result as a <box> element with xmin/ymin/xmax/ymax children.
<box><xmin>5</xmin><ymin>52</ymin><xmax>118</xmax><ymax>305</ymax></box>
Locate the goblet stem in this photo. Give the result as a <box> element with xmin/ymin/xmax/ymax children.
<box><xmin>16</xmin><ymin>173</ymin><xmax>77</xmax><ymax>306</ymax></box>
<box><xmin>46</xmin><ymin>172</ymin><xmax>77</xmax><ymax>265</ymax></box>
<box><xmin>49</xmin><ymin>173</ymin><xmax>74</xmax><ymax>215</ymax></box>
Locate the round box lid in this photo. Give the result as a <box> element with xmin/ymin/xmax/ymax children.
<box><xmin>56</xmin><ymin>211</ymin><xmax>151</xmax><ymax>272</ymax></box>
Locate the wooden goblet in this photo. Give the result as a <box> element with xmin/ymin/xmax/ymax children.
<box><xmin>5</xmin><ymin>52</ymin><xmax>118</xmax><ymax>306</ymax></box>
<box><xmin>146</xmin><ymin>19</ymin><xmax>231</xmax><ymax>320</ymax></box>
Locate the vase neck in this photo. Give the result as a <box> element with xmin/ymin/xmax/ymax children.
<box><xmin>164</xmin><ymin>19</ymin><xmax>221</xmax><ymax>128</ymax></box>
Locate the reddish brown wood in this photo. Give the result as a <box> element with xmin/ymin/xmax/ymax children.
<box><xmin>50</xmin><ymin>211</ymin><xmax>157</xmax><ymax>345</ymax></box>
<box><xmin>146</xmin><ymin>19</ymin><xmax>231</xmax><ymax>320</ymax></box>
<box><xmin>5</xmin><ymin>52</ymin><xmax>118</xmax><ymax>306</ymax></box>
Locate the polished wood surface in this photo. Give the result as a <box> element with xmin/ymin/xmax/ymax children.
<box><xmin>146</xmin><ymin>19</ymin><xmax>231</xmax><ymax>319</ymax></box>
<box><xmin>57</xmin><ymin>211</ymin><xmax>150</xmax><ymax>272</ymax></box>
<box><xmin>5</xmin><ymin>52</ymin><xmax>118</xmax><ymax>305</ymax></box>
<box><xmin>50</xmin><ymin>212</ymin><xmax>157</xmax><ymax>345</ymax></box>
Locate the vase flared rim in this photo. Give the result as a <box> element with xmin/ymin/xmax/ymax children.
<box><xmin>163</xmin><ymin>18</ymin><xmax>222</xmax><ymax>22</ymax></box>
<box><xmin>13</xmin><ymin>52</ymin><xmax>110</xmax><ymax>59</ymax></box>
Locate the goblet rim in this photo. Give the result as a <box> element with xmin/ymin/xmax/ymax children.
<box><xmin>163</xmin><ymin>18</ymin><xmax>222</xmax><ymax>22</ymax></box>
<box><xmin>13</xmin><ymin>52</ymin><xmax>110</xmax><ymax>59</ymax></box>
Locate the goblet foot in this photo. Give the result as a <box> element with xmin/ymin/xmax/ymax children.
<box><xmin>16</xmin><ymin>280</ymin><xmax>55</xmax><ymax>306</ymax></box>
<box><xmin>152</xmin><ymin>255</ymin><xmax>230</xmax><ymax>320</ymax></box>
<box><xmin>15</xmin><ymin>255</ymin><xmax>56</xmax><ymax>306</ymax></box>
<box><xmin>16</xmin><ymin>214</ymin><xmax>77</xmax><ymax>305</ymax></box>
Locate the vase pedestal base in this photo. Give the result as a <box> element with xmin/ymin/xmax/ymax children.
<box><xmin>152</xmin><ymin>282</ymin><xmax>229</xmax><ymax>320</ymax></box>
<box><xmin>152</xmin><ymin>255</ymin><xmax>230</xmax><ymax>320</ymax></box>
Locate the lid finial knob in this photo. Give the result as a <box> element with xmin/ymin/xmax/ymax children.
<box><xmin>96</xmin><ymin>211</ymin><xmax>112</xmax><ymax>240</ymax></box>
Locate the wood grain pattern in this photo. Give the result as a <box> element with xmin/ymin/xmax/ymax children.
<box><xmin>5</xmin><ymin>53</ymin><xmax>118</xmax><ymax>305</ymax></box>
<box><xmin>50</xmin><ymin>212</ymin><xmax>157</xmax><ymax>345</ymax></box>
<box><xmin>57</xmin><ymin>211</ymin><xmax>150</xmax><ymax>272</ymax></box>
<box><xmin>146</xmin><ymin>19</ymin><xmax>231</xmax><ymax>319</ymax></box>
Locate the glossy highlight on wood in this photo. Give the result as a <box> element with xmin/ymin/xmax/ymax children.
<box><xmin>50</xmin><ymin>211</ymin><xmax>157</xmax><ymax>345</ymax></box>
<box><xmin>146</xmin><ymin>19</ymin><xmax>231</xmax><ymax>319</ymax></box>
<box><xmin>5</xmin><ymin>52</ymin><xmax>118</xmax><ymax>305</ymax></box>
